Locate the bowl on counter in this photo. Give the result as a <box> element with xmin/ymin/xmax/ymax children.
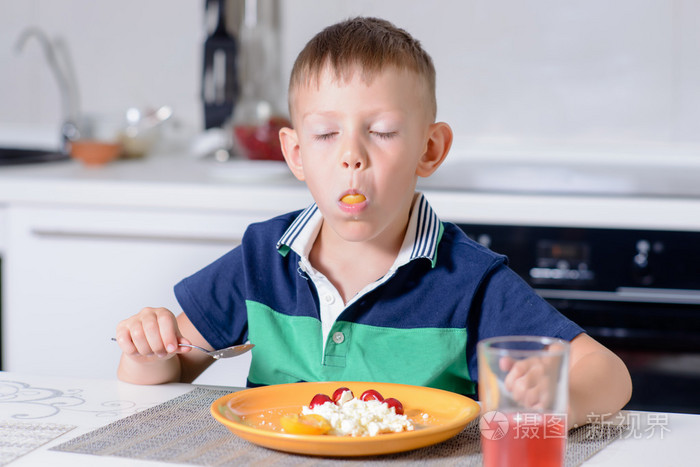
<box><xmin>70</xmin><ymin>112</ymin><xmax>125</xmax><ymax>166</ymax></box>
<box><xmin>118</xmin><ymin>106</ymin><xmax>173</xmax><ymax>159</ymax></box>
<box><xmin>67</xmin><ymin>106</ymin><xmax>172</xmax><ymax>164</ymax></box>
<box><xmin>69</xmin><ymin>140</ymin><xmax>123</xmax><ymax>166</ymax></box>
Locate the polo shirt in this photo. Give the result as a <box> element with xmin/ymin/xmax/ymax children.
<box><xmin>276</xmin><ymin>193</ymin><xmax>443</xmax><ymax>354</ymax></box>
<box><xmin>174</xmin><ymin>193</ymin><xmax>584</xmax><ymax>396</ymax></box>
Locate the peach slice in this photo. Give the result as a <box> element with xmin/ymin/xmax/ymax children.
<box><xmin>280</xmin><ymin>413</ymin><xmax>332</xmax><ymax>435</ymax></box>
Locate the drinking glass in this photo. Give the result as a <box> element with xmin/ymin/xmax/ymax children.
<box><xmin>478</xmin><ymin>336</ymin><xmax>570</xmax><ymax>467</ymax></box>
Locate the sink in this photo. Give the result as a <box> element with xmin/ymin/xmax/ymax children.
<box><xmin>0</xmin><ymin>147</ymin><xmax>69</xmax><ymax>166</ymax></box>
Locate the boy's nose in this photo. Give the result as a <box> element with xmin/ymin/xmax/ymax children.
<box><xmin>342</xmin><ymin>157</ymin><xmax>363</xmax><ymax>170</ymax></box>
<box><xmin>340</xmin><ymin>138</ymin><xmax>367</xmax><ymax>170</ymax></box>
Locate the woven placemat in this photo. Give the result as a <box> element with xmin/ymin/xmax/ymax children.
<box><xmin>1</xmin><ymin>420</ymin><xmax>76</xmax><ymax>466</ymax></box>
<box><xmin>51</xmin><ymin>387</ymin><xmax>627</xmax><ymax>466</ymax></box>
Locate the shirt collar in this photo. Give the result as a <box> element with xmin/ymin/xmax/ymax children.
<box><xmin>277</xmin><ymin>193</ymin><xmax>442</xmax><ymax>268</ymax></box>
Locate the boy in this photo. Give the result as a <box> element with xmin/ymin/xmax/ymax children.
<box><xmin>116</xmin><ymin>17</ymin><xmax>631</xmax><ymax>428</ymax></box>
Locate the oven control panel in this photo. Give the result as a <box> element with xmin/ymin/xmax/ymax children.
<box><xmin>456</xmin><ymin>223</ymin><xmax>700</xmax><ymax>305</ymax></box>
<box><xmin>529</xmin><ymin>239</ymin><xmax>594</xmax><ymax>283</ymax></box>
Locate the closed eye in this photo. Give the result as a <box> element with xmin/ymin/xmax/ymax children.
<box><xmin>371</xmin><ymin>131</ymin><xmax>397</xmax><ymax>140</ymax></box>
<box><xmin>313</xmin><ymin>133</ymin><xmax>337</xmax><ymax>142</ymax></box>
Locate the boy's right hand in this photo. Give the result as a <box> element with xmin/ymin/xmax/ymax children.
<box><xmin>115</xmin><ymin>307</ymin><xmax>192</xmax><ymax>362</ymax></box>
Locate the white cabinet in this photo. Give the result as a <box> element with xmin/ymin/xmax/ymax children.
<box><xmin>2</xmin><ymin>204</ymin><xmax>275</xmax><ymax>386</ymax></box>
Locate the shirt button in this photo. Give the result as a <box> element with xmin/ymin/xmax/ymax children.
<box><xmin>332</xmin><ymin>332</ymin><xmax>345</xmax><ymax>344</ymax></box>
<box><xmin>324</xmin><ymin>294</ymin><xmax>335</xmax><ymax>305</ymax></box>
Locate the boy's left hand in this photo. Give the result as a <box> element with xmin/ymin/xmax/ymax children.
<box><xmin>500</xmin><ymin>350</ymin><xmax>563</xmax><ymax>411</ymax></box>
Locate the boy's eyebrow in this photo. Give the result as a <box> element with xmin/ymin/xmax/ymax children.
<box><xmin>301</xmin><ymin>110</ymin><xmax>339</xmax><ymax>120</ymax></box>
<box><xmin>301</xmin><ymin>109</ymin><xmax>407</xmax><ymax>121</ymax></box>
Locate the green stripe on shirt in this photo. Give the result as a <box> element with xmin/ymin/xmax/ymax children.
<box><xmin>246</xmin><ymin>300</ymin><xmax>475</xmax><ymax>395</ymax></box>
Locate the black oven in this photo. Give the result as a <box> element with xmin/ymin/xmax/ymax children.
<box><xmin>457</xmin><ymin>223</ymin><xmax>700</xmax><ymax>414</ymax></box>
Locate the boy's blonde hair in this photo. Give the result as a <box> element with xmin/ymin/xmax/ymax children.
<box><xmin>288</xmin><ymin>17</ymin><xmax>437</xmax><ymax>120</ymax></box>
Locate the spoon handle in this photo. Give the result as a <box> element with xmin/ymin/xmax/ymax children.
<box><xmin>177</xmin><ymin>343</ymin><xmax>211</xmax><ymax>354</ymax></box>
<box><xmin>111</xmin><ymin>338</ymin><xmax>251</xmax><ymax>359</ymax></box>
<box><xmin>111</xmin><ymin>337</ymin><xmax>208</xmax><ymax>352</ymax></box>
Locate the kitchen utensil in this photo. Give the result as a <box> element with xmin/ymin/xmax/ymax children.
<box><xmin>111</xmin><ymin>338</ymin><xmax>253</xmax><ymax>360</ymax></box>
<box><xmin>202</xmin><ymin>0</ymin><xmax>238</xmax><ymax>129</ymax></box>
<box><xmin>178</xmin><ymin>342</ymin><xmax>254</xmax><ymax>359</ymax></box>
<box><xmin>230</xmin><ymin>0</ymin><xmax>289</xmax><ymax>161</ymax></box>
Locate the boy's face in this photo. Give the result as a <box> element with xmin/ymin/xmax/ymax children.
<box><xmin>280</xmin><ymin>65</ymin><xmax>450</xmax><ymax>246</ymax></box>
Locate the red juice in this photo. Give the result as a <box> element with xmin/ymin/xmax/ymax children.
<box><xmin>481</xmin><ymin>412</ymin><xmax>566</xmax><ymax>467</ymax></box>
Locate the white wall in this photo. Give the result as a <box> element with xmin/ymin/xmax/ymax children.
<box><xmin>278</xmin><ymin>0</ymin><xmax>700</xmax><ymax>159</ymax></box>
<box><xmin>0</xmin><ymin>0</ymin><xmax>203</xmax><ymax>146</ymax></box>
<box><xmin>1</xmin><ymin>0</ymin><xmax>699</xmax><ymax>158</ymax></box>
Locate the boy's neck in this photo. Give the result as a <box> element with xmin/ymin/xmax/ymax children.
<box><xmin>309</xmin><ymin>218</ymin><xmax>408</xmax><ymax>304</ymax></box>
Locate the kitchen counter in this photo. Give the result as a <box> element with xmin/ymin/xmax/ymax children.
<box><xmin>1</xmin><ymin>151</ymin><xmax>700</xmax><ymax>232</ymax></box>
<box><xmin>0</xmin><ymin>153</ymin><xmax>311</xmax><ymax>217</ymax></box>
<box><xmin>1</xmin><ymin>371</ymin><xmax>698</xmax><ymax>466</ymax></box>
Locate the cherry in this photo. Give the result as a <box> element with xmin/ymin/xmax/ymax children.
<box><xmin>332</xmin><ymin>387</ymin><xmax>353</xmax><ymax>403</ymax></box>
<box><xmin>384</xmin><ymin>397</ymin><xmax>404</xmax><ymax>415</ymax></box>
<box><xmin>359</xmin><ymin>389</ymin><xmax>384</xmax><ymax>402</ymax></box>
<box><xmin>308</xmin><ymin>393</ymin><xmax>333</xmax><ymax>409</ymax></box>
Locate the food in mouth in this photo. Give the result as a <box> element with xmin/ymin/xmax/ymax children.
<box><xmin>340</xmin><ymin>193</ymin><xmax>366</xmax><ymax>204</ymax></box>
<box><xmin>280</xmin><ymin>387</ymin><xmax>414</xmax><ymax>436</ymax></box>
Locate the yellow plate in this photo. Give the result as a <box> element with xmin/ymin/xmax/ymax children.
<box><xmin>210</xmin><ymin>381</ymin><xmax>480</xmax><ymax>457</ymax></box>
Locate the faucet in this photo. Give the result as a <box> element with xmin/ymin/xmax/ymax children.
<box><xmin>15</xmin><ymin>27</ymin><xmax>81</xmax><ymax>155</ymax></box>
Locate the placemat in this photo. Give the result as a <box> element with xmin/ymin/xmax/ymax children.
<box><xmin>52</xmin><ymin>387</ymin><xmax>628</xmax><ymax>466</ymax></box>
<box><xmin>0</xmin><ymin>420</ymin><xmax>76</xmax><ymax>466</ymax></box>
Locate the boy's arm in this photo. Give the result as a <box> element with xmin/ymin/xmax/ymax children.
<box><xmin>568</xmin><ymin>333</ymin><xmax>633</xmax><ymax>428</ymax></box>
<box><xmin>117</xmin><ymin>310</ymin><xmax>213</xmax><ymax>384</ymax></box>
<box><xmin>174</xmin><ymin>312</ymin><xmax>217</xmax><ymax>383</ymax></box>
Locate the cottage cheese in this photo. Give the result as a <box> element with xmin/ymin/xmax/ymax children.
<box><xmin>301</xmin><ymin>391</ymin><xmax>414</xmax><ymax>437</ymax></box>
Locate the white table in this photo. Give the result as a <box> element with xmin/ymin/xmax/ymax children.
<box><xmin>1</xmin><ymin>372</ymin><xmax>195</xmax><ymax>466</ymax></box>
<box><xmin>1</xmin><ymin>371</ymin><xmax>697</xmax><ymax>466</ymax></box>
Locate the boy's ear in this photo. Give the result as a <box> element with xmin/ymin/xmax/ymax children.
<box><xmin>279</xmin><ymin>126</ymin><xmax>305</xmax><ymax>181</ymax></box>
<box><xmin>416</xmin><ymin>122</ymin><xmax>453</xmax><ymax>177</ymax></box>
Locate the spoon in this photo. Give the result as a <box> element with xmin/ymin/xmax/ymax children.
<box><xmin>111</xmin><ymin>338</ymin><xmax>253</xmax><ymax>359</ymax></box>
<box><xmin>178</xmin><ymin>343</ymin><xmax>254</xmax><ymax>359</ymax></box>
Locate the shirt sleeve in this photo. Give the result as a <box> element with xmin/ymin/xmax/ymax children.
<box><xmin>466</xmin><ymin>263</ymin><xmax>585</xmax><ymax>383</ymax></box>
<box><xmin>174</xmin><ymin>246</ymin><xmax>249</xmax><ymax>351</ymax></box>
